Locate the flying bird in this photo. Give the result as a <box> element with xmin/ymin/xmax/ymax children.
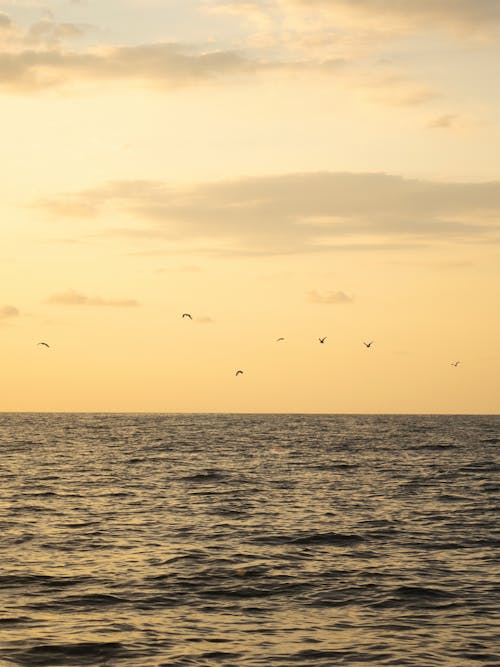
<box><xmin>37</xmin><ymin>342</ymin><xmax>50</xmax><ymax>348</ymax></box>
<box><xmin>182</xmin><ymin>313</ymin><xmax>192</xmax><ymax>319</ymax></box>
<box><xmin>451</xmin><ymin>361</ymin><xmax>460</xmax><ymax>367</ymax></box>
<box><xmin>364</xmin><ymin>341</ymin><xmax>374</xmax><ymax>348</ymax></box>
<box><xmin>235</xmin><ymin>370</ymin><xmax>244</xmax><ymax>376</ymax></box>
<box><xmin>319</xmin><ymin>337</ymin><xmax>327</xmax><ymax>344</ymax></box>
<box><xmin>276</xmin><ymin>337</ymin><xmax>285</xmax><ymax>342</ymax></box>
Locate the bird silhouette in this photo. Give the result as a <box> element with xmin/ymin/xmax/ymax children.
<box><xmin>276</xmin><ymin>337</ymin><xmax>285</xmax><ymax>342</ymax></box>
<box><xmin>182</xmin><ymin>313</ymin><xmax>192</xmax><ymax>319</ymax></box>
<box><xmin>235</xmin><ymin>370</ymin><xmax>244</xmax><ymax>376</ymax></box>
<box><xmin>451</xmin><ymin>361</ymin><xmax>460</xmax><ymax>367</ymax></box>
<box><xmin>364</xmin><ymin>341</ymin><xmax>374</xmax><ymax>348</ymax></box>
<box><xmin>319</xmin><ymin>337</ymin><xmax>327</xmax><ymax>344</ymax></box>
<box><xmin>37</xmin><ymin>342</ymin><xmax>50</xmax><ymax>348</ymax></box>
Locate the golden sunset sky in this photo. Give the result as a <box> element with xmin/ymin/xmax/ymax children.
<box><xmin>1</xmin><ymin>0</ymin><xmax>499</xmax><ymax>413</ymax></box>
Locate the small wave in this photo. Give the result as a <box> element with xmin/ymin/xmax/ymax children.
<box><xmin>34</xmin><ymin>593</ymin><xmax>129</xmax><ymax>610</ymax></box>
<box><xmin>202</xmin><ymin>581</ymin><xmax>307</xmax><ymax>599</ymax></box>
<box><xmin>480</xmin><ymin>483</ymin><xmax>499</xmax><ymax>493</ymax></box>
<box><xmin>0</xmin><ymin>574</ymin><xmax>79</xmax><ymax>588</ymax></box>
<box><xmin>232</xmin><ymin>564</ymin><xmax>269</xmax><ymax>578</ymax></box>
<box><xmin>25</xmin><ymin>491</ymin><xmax>59</xmax><ymax>497</ymax></box>
<box><xmin>250</xmin><ymin>531</ymin><xmax>364</xmax><ymax>546</ymax></box>
<box><xmin>61</xmin><ymin>521</ymin><xmax>102</xmax><ymax>529</ymax></box>
<box><xmin>180</xmin><ymin>470</ymin><xmax>227</xmax><ymax>482</ymax></box>
<box><xmin>394</xmin><ymin>585</ymin><xmax>455</xmax><ymax>599</ymax></box>
<box><xmin>310</xmin><ymin>462</ymin><xmax>360</xmax><ymax>471</ymax></box>
<box><xmin>197</xmin><ymin>651</ymin><xmax>242</xmax><ymax>660</ymax></box>
<box><xmin>209</xmin><ymin>508</ymin><xmax>249</xmax><ymax>517</ymax></box>
<box><xmin>373</xmin><ymin>585</ymin><xmax>458</xmax><ymax>609</ymax></box>
<box><xmin>437</xmin><ymin>493</ymin><xmax>469</xmax><ymax>502</ymax></box>
<box><xmin>292</xmin><ymin>532</ymin><xmax>364</xmax><ymax>546</ymax></box>
<box><xmin>0</xmin><ymin>616</ymin><xmax>32</xmax><ymax>625</ymax></box>
<box><xmin>461</xmin><ymin>461</ymin><xmax>499</xmax><ymax>472</ymax></box>
<box><xmin>412</xmin><ymin>443</ymin><xmax>459</xmax><ymax>450</ymax></box>
<box><xmin>286</xmin><ymin>648</ymin><xmax>354</xmax><ymax>661</ymax></box>
<box><xmin>12</xmin><ymin>641</ymin><xmax>126</xmax><ymax>666</ymax></box>
<box><xmin>8</xmin><ymin>505</ymin><xmax>57</xmax><ymax>514</ymax></box>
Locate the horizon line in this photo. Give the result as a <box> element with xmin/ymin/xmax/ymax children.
<box><xmin>0</xmin><ymin>411</ymin><xmax>498</xmax><ymax>417</ymax></box>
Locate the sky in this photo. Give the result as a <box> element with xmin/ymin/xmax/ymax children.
<box><xmin>1</xmin><ymin>0</ymin><xmax>499</xmax><ymax>413</ymax></box>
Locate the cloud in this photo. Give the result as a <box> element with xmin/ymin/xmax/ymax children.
<box><xmin>0</xmin><ymin>305</ymin><xmax>20</xmax><ymax>319</ymax></box>
<box><xmin>196</xmin><ymin>316</ymin><xmax>214</xmax><ymax>323</ymax></box>
<box><xmin>0</xmin><ymin>11</ymin><xmax>91</xmax><ymax>47</ymax></box>
<box><xmin>307</xmin><ymin>290</ymin><xmax>353</xmax><ymax>304</ymax></box>
<box><xmin>47</xmin><ymin>290</ymin><xmax>139</xmax><ymax>307</ymax></box>
<box><xmin>26</xmin><ymin>18</ymin><xmax>89</xmax><ymax>46</ymax></box>
<box><xmin>428</xmin><ymin>113</ymin><xmax>458</xmax><ymax>129</ymax></box>
<box><xmin>42</xmin><ymin>172</ymin><xmax>500</xmax><ymax>254</ymax></box>
<box><xmin>286</xmin><ymin>0</ymin><xmax>500</xmax><ymax>34</ymax></box>
<box><xmin>0</xmin><ymin>12</ymin><xmax>12</xmax><ymax>30</ymax></box>
<box><xmin>0</xmin><ymin>8</ymin><xmax>437</xmax><ymax>111</ymax></box>
<box><xmin>209</xmin><ymin>1</ymin><xmax>273</xmax><ymax>22</ymax></box>
<box><xmin>0</xmin><ymin>10</ymin><xmax>416</xmax><ymax>102</ymax></box>
<box><xmin>0</xmin><ymin>11</ymin><xmax>267</xmax><ymax>92</ymax></box>
<box><xmin>0</xmin><ymin>41</ymin><xmax>263</xmax><ymax>92</ymax></box>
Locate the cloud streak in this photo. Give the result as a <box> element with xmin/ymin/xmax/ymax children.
<box><xmin>42</xmin><ymin>172</ymin><xmax>500</xmax><ymax>254</ymax></box>
<box><xmin>47</xmin><ymin>290</ymin><xmax>139</xmax><ymax>307</ymax></box>
<box><xmin>286</xmin><ymin>0</ymin><xmax>500</xmax><ymax>34</ymax></box>
<box><xmin>0</xmin><ymin>9</ymin><xmax>422</xmax><ymax>102</ymax></box>
<box><xmin>0</xmin><ymin>42</ymin><xmax>262</xmax><ymax>92</ymax></box>
<box><xmin>0</xmin><ymin>305</ymin><xmax>20</xmax><ymax>319</ymax></box>
<box><xmin>307</xmin><ymin>290</ymin><xmax>353</xmax><ymax>304</ymax></box>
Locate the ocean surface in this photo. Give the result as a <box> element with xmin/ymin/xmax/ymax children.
<box><xmin>0</xmin><ymin>414</ymin><xmax>498</xmax><ymax>667</ymax></box>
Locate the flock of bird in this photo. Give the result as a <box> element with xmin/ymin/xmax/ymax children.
<box><xmin>37</xmin><ymin>313</ymin><xmax>461</xmax><ymax>376</ymax></box>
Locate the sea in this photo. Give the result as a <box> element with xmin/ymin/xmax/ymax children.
<box><xmin>0</xmin><ymin>413</ymin><xmax>498</xmax><ymax>667</ymax></box>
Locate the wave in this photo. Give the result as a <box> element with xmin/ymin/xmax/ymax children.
<box><xmin>11</xmin><ymin>642</ymin><xmax>126</xmax><ymax>666</ymax></box>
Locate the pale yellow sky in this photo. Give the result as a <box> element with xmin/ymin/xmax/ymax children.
<box><xmin>1</xmin><ymin>0</ymin><xmax>499</xmax><ymax>412</ymax></box>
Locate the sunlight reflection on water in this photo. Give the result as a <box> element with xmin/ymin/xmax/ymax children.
<box><xmin>0</xmin><ymin>413</ymin><xmax>498</xmax><ymax>666</ymax></box>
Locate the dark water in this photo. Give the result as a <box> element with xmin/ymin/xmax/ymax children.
<box><xmin>0</xmin><ymin>414</ymin><xmax>498</xmax><ymax>667</ymax></box>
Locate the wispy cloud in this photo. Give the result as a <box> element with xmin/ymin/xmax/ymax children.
<box><xmin>41</xmin><ymin>172</ymin><xmax>500</xmax><ymax>254</ymax></box>
<box><xmin>26</xmin><ymin>18</ymin><xmax>90</xmax><ymax>46</ymax></box>
<box><xmin>0</xmin><ymin>12</ymin><xmax>12</xmax><ymax>30</ymax></box>
<box><xmin>47</xmin><ymin>290</ymin><xmax>139</xmax><ymax>307</ymax></box>
<box><xmin>0</xmin><ymin>8</ymin><xmax>429</xmax><ymax>105</ymax></box>
<box><xmin>285</xmin><ymin>0</ymin><xmax>500</xmax><ymax>35</ymax></box>
<box><xmin>428</xmin><ymin>113</ymin><xmax>459</xmax><ymax>129</ymax></box>
<box><xmin>0</xmin><ymin>305</ymin><xmax>20</xmax><ymax>319</ymax></box>
<box><xmin>0</xmin><ymin>42</ymin><xmax>262</xmax><ymax>92</ymax></box>
<box><xmin>307</xmin><ymin>290</ymin><xmax>353</xmax><ymax>304</ymax></box>
<box><xmin>0</xmin><ymin>11</ymin><xmax>91</xmax><ymax>47</ymax></box>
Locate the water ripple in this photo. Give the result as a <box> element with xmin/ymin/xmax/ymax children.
<box><xmin>0</xmin><ymin>413</ymin><xmax>498</xmax><ymax>666</ymax></box>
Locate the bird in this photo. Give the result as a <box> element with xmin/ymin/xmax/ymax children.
<box><xmin>182</xmin><ymin>313</ymin><xmax>192</xmax><ymax>319</ymax></box>
<box><xmin>235</xmin><ymin>370</ymin><xmax>244</xmax><ymax>376</ymax></box>
<box><xmin>451</xmin><ymin>361</ymin><xmax>460</xmax><ymax>367</ymax></box>
<box><xmin>276</xmin><ymin>337</ymin><xmax>285</xmax><ymax>342</ymax></box>
<box><xmin>364</xmin><ymin>341</ymin><xmax>374</xmax><ymax>348</ymax></box>
<box><xmin>37</xmin><ymin>342</ymin><xmax>50</xmax><ymax>348</ymax></box>
<box><xmin>319</xmin><ymin>337</ymin><xmax>327</xmax><ymax>344</ymax></box>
